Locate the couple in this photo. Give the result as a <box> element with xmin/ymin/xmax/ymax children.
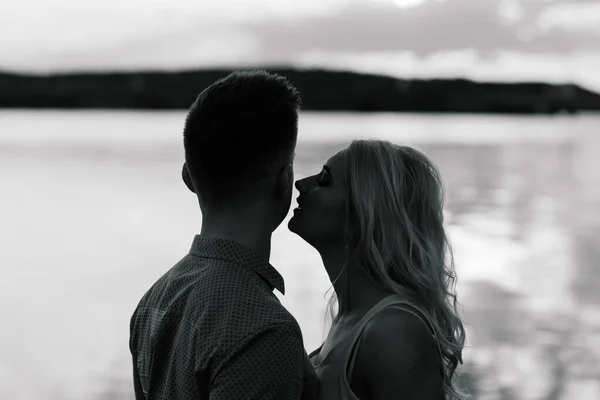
<box><xmin>129</xmin><ymin>71</ymin><xmax>467</xmax><ymax>400</ymax></box>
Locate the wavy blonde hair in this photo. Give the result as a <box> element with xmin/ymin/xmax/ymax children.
<box><xmin>328</xmin><ymin>140</ymin><xmax>468</xmax><ymax>399</ymax></box>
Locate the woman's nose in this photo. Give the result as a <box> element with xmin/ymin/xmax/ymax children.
<box><xmin>295</xmin><ymin>176</ymin><xmax>312</xmax><ymax>194</ymax></box>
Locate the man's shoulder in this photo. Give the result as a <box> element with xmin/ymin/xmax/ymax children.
<box><xmin>193</xmin><ymin>275</ymin><xmax>300</xmax><ymax>335</ymax></box>
<box><xmin>182</xmin><ymin>253</ymin><xmax>272</xmax><ymax>300</ymax></box>
<box><xmin>181</xmin><ymin>253</ymin><xmax>301</xmax><ymax>333</ymax></box>
<box><xmin>132</xmin><ymin>252</ymin><xmax>301</xmax><ymax>342</ymax></box>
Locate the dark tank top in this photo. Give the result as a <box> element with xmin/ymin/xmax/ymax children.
<box><xmin>308</xmin><ymin>295</ymin><xmax>444</xmax><ymax>400</ymax></box>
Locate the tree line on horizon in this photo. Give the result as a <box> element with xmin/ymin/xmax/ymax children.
<box><xmin>1</xmin><ymin>67</ymin><xmax>600</xmax><ymax>113</ymax></box>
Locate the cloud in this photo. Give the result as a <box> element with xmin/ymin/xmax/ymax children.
<box><xmin>244</xmin><ymin>0</ymin><xmax>600</xmax><ymax>57</ymax></box>
<box><xmin>293</xmin><ymin>48</ymin><xmax>600</xmax><ymax>92</ymax></box>
<box><xmin>0</xmin><ymin>0</ymin><xmax>346</xmax><ymax>72</ymax></box>
<box><xmin>2</xmin><ymin>0</ymin><xmax>599</xmax><ymax>91</ymax></box>
<box><xmin>538</xmin><ymin>1</ymin><xmax>600</xmax><ymax>34</ymax></box>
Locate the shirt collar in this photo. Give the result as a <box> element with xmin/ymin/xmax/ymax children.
<box><xmin>189</xmin><ymin>235</ymin><xmax>285</xmax><ymax>295</ymax></box>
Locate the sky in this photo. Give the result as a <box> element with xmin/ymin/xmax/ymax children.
<box><xmin>1</xmin><ymin>0</ymin><xmax>600</xmax><ymax>91</ymax></box>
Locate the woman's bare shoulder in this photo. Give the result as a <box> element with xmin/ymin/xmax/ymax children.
<box><xmin>354</xmin><ymin>307</ymin><xmax>443</xmax><ymax>399</ymax></box>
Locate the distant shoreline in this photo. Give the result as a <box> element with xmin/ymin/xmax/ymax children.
<box><xmin>1</xmin><ymin>110</ymin><xmax>589</xmax><ymax>152</ymax></box>
<box><xmin>2</xmin><ymin>67</ymin><xmax>600</xmax><ymax>114</ymax></box>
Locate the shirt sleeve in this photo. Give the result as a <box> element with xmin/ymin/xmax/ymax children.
<box><xmin>132</xmin><ymin>356</ymin><xmax>145</xmax><ymax>399</ymax></box>
<box><xmin>209</xmin><ymin>324</ymin><xmax>305</xmax><ymax>400</ymax></box>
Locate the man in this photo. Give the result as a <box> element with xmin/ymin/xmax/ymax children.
<box><xmin>129</xmin><ymin>70</ymin><xmax>317</xmax><ymax>399</ymax></box>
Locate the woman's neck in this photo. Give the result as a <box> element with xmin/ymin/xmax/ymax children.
<box><xmin>319</xmin><ymin>246</ymin><xmax>394</xmax><ymax>320</ymax></box>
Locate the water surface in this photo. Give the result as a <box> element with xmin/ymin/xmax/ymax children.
<box><xmin>1</xmin><ymin>110</ymin><xmax>599</xmax><ymax>399</ymax></box>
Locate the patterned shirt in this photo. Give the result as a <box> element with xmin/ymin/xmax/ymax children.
<box><xmin>129</xmin><ymin>236</ymin><xmax>318</xmax><ymax>400</ymax></box>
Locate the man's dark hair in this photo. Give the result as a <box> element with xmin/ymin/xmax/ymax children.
<box><xmin>183</xmin><ymin>70</ymin><xmax>301</xmax><ymax>204</ymax></box>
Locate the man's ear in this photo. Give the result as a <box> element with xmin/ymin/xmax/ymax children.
<box><xmin>276</xmin><ymin>164</ymin><xmax>293</xmax><ymax>199</ymax></box>
<box><xmin>182</xmin><ymin>163</ymin><xmax>196</xmax><ymax>193</ymax></box>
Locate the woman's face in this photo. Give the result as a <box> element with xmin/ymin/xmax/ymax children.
<box><xmin>288</xmin><ymin>151</ymin><xmax>349</xmax><ymax>249</ymax></box>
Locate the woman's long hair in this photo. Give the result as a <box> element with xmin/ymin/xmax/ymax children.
<box><xmin>328</xmin><ymin>140</ymin><xmax>468</xmax><ymax>399</ymax></box>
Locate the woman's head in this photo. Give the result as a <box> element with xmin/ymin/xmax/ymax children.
<box><xmin>288</xmin><ymin>149</ymin><xmax>348</xmax><ymax>248</ymax></box>
<box><xmin>290</xmin><ymin>140</ymin><xmax>447</xmax><ymax>259</ymax></box>
<box><xmin>289</xmin><ymin>140</ymin><xmax>468</xmax><ymax>399</ymax></box>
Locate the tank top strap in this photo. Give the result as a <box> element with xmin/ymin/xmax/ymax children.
<box><xmin>312</xmin><ymin>295</ymin><xmax>401</xmax><ymax>367</ymax></box>
<box><xmin>348</xmin><ymin>294</ymin><xmax>411</xmax><ymax>337</ymax></box>
<box><xmin>344</xmin><ymin>295</ymin><xmax>445</xmax><ymax>387</ymax></box>
<box><xmin>385</xmin><ymin>301</ymin><xmax>445</xmax><ymax>380</ymax></box>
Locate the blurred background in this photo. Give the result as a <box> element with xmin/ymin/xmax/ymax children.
<box><xmin>1</xmin><ymin>0</ymin><xmax>600</xmax><ymax>399</ymax></box>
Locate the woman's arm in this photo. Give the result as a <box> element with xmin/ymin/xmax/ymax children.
<box><xmin>354</xmin><ymin>308</ymin><xmax>444</xmax><ymax>400</ymax></box>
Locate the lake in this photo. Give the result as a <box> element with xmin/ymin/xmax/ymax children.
<box><xmin>1</xmin><ymin>110</ymin><xmax>600</xmax><ymax>399</ymax></box>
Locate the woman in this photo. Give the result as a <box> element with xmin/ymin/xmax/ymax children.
<box><xmin>288</xmin><ymin>140</ymin><xmax>468</xmax><ymax>400</ymax></box>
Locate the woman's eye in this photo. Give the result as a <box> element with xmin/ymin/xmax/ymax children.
<box><xmin>316</xmin><ymin>171</ymin><xmax>330</xmax><ymax>186</ymax></box>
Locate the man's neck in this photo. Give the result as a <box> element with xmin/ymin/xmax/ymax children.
<box><xmin>200</xmin><ymin>212</ymin><xmax>273</xmax><ymax>261</ymax></box>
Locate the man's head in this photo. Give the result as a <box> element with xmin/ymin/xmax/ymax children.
<box><xmin>183</xmin><ymin>70</ymin><xmax>301</xmax><ymax>231</ymax></box>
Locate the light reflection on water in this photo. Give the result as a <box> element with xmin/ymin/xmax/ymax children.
<box><xmin>1</xmin><ymin>111</ymin><xmax>599</xmax><ymax>399</ymax></box>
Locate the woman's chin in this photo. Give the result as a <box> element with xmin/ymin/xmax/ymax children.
<box><xmin>288</xmin><ymin>212</ymin><xmax>322</xmax><ymax>248</ymax></box>
<box><xmin>287</xmin><ymin>215</ymin><xmax>308</xmax><ymax>240</ymax></box>
<box><xmin>287</xmin><ymin>215</ymin><xmax>300</xmax><ymax>233</ymax></box>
